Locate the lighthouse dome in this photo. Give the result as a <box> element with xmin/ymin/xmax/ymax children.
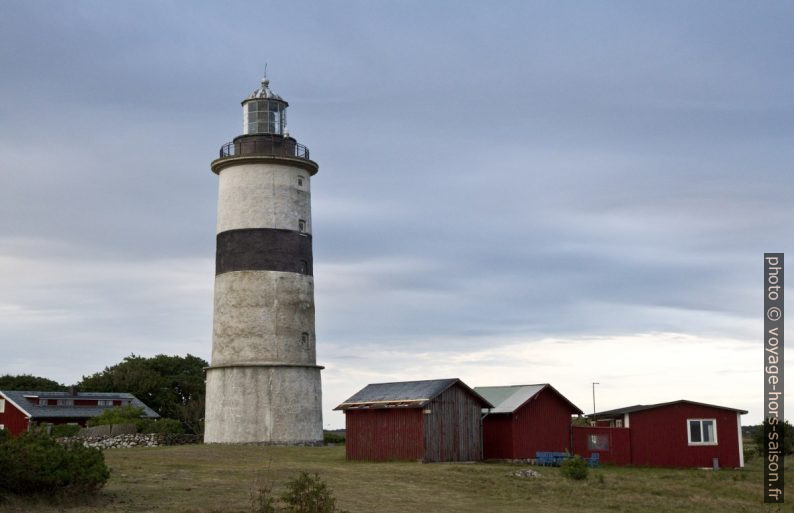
<box><xmin>242</xmin><ymin>75</ymin><xmax>288</xmax><ymax>135</ymax></box>
<box><xmin>245</xmin><ymin>76</ymin><xmax>286</xmax><ymax>103</ymax></box>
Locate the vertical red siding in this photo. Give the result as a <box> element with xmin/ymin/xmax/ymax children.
<box><xmin>572</xmin><ymin>426</ymin><xmax>632</xmax><ymax>465</ymax></box>
<box><xmin>345</xmin><ymin>408</ymin><xmax>424</xmax><ymax>461</ymax></box>
<box><xmin>629</xmin><ymin>404</ymin><xmax>741</xmax><ymax>468</ymax></box>
<box><xmin>0</xmin><ymin>398</ymin><xmax>30</xmax><ymax>436</ymax></box>
<box><xmin>511</xmin><ymin>387</ymin><xmax>575</xmax><ymax>458</ymax></box>
<box><xmin>423</xmin><ymin>385</ymin><xmax>484</xmax><ymax>462</ymax></box>
<box><xmin>482</xmin><ymin>414</ymin><xmax>513</xmax><ymax>459</ymax></box>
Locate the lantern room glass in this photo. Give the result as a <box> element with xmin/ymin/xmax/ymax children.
<box><xmin>244</xmin><ymin>100</ymin><xmax>287</xmax><ymax>135</ymax></box>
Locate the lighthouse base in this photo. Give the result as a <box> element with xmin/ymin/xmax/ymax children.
<box><xmin>203</xmin><ymin>364</ymin><xmax>323</xmax><ymax>444</ymax></box>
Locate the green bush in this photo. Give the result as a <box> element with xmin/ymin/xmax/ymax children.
<box><xmin>0</xmin><ymin>427</ymin><xmax>8</xmax><ymax>444</ymax></box>
<box><xmin>251</xmin><ymin>482</ymin><xmax>277</xmax><ymax>513</ymax></box>
<box><xmin>138</xmin><ymin>418</ymin><xmax>185</xmax><ymax>435</ymax></box>
<box><xmin>743</xmin><ymin>446</ymin><xmax>755</xmax><ymax>463</ymax></box>
<box><xmin>323</xmin><ymin>432</ymin><xmax>345</xmax><ymax>445</ymax></box>
<box><xmin>86</xmin><ymin>405</ymin><xmax>145</xmax><ymax>427</ymax></box>
<box><xmin>751</xmin><ymin>419</ymin><xmax>794</xmax><ymax>455</ymax></box>
<box><xmin>250</xmin><ymin>472</ymin><xmax>349</xmax><ymax>513</ymax></box>
<box><xmin>0</xmin><ymin>431</ymin><xmax>109</xmax><ymax>495</ymax></box>
<box><xmin>560</xmin><ymin>455</ymin><xmax>589</xmax><ymax>481</ymax></box>
<box><xmin>50</xmin><ymin>424</ymin><xmax>81</xmax><ymax>438</ymax></box>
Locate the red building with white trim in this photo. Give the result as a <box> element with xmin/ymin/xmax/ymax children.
<box><xmin>573</xmin><ymin>400</ymin><xmax>746</xmax><ymax>468</ymax></box>
<box><xmin>475</xmin><ymin>384</ymin><xmax>583</xmax><ymax>459</ymax></box>
<box><xmin>0</xmin><ymin>390</ymin><xmax>159</xmax><ymax>436</ymax></box>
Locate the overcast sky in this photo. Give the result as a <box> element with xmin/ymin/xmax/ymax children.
<box><xmin>1</xmin><ymin>1</ymin><xmax>791</xmax><ymax>427</ymax></box>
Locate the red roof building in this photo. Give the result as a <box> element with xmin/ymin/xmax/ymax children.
<box><xmin>475</xmin><ymin>384</ymin><xmax>583</xmax><ymax>459</ymax></box>
<box><xmin>573</xmin><ymin>400</ymin><xmax>747</xmax><ymax>468</ymax></box>
<box><xmin>0</xmin><ymin>390</ymin><xmax>159</xmax><ymax>436</ymax></box>
<box><xmin>335</xmin><ymin>378</ymin><xmax>493</xmax><ymax>462</ymax></box>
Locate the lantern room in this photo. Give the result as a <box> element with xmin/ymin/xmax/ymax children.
<box><xmin>242</xmin><ymin>76</ymin><xmax>288</xmax><ymax>136</ymax></box>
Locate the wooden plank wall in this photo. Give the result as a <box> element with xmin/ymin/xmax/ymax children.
<box><xmin>423</xmin><ymin>385</ymin><xmax>483</xmax><ymax>462</ymax></box>
<box><xmin>345</xmin><ymin>408</ymin><xmax>425</xmax><ymax>461</ymax></box>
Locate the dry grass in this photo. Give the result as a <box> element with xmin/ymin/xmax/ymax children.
<box><xmin>0</xmin><ymin>444</ymin><xmax>789</xmax><ymax>513</ymax></box>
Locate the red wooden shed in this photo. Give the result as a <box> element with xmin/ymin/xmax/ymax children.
<box><xmin>474</xmin><ymin>384</ymin><xmax>583</xmax><ymax>459</ymax></box>
<box><xmin>335</xmin><ymin>378</ymin><xmax>493</xmax><ymax>462</ymax></box>
<box><xmin>575</xmin><ymin>400</ymin><xmax>747</xmax><ymax>468</ymax></box>
<box><xmin>0</xmin><ymin>390</ymin><xmax>159</xmax><ymax>436</ymax></box>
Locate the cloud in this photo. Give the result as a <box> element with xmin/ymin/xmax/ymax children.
<box><xmin>320</xmin><ymin>332</ymin><xmax>765</xmax><ymax>428</ymax></box>
<box><xmin>1</xmin><ymin>1</ymin><xmax>791</xmax><ymax>428</ymax></box>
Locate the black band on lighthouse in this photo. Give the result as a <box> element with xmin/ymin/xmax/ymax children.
<box><xmin>216</xmin><ymin>228</ymin><xmax>313</xmax><ymax>276</ymax></box>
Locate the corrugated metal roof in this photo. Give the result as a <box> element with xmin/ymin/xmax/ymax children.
<box><xmin>335</xmin><ymin>378</ymin><xmax>493</xmax><ymax>410</ymax></box>
<box><xmin>590</xmin><ymin>399</ymin><xmax>749</xmax><ymax>417</ymax></box>
<box><xmin>474</xmin><ymin>385</ymin><xmax>545</xmax><ymax>414</ymax></box>
<box><xmin>0</xmin><ymin>390</ymin><xmax>160</xmax><ymax>419</ymax></box>
<box><xmin>474</xmin><ymin>384</ymin><xmax>584</xmax><ymax>414</ymax></box>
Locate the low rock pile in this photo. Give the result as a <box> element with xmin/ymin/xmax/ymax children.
<box><xmin>512</xmin><ymin>468</ymin><xmax>542</xmax><ymax>478</ymax></box>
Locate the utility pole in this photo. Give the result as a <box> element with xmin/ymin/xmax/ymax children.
<box><xmin>592</xmin><ymin>382</ymin><xmax>600</xmax><ymax>425</ymax></box>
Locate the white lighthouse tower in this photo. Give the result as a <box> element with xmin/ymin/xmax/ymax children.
<box><xmin>204</xmin><ymin>75</ymin><xmax>323</xmax><ymax>444</ymax></box>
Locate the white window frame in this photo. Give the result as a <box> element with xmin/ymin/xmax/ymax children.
<box><xmin>687</xmin><ymin>418</ymin><xmax>718</xmax><ymax>446</ymax></box>
<box><xmin>0</xmin><ymin>398</ymin><xmax>5</xmax><ymax>413</ymax></box>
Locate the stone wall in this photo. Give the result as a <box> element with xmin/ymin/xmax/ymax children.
<box><xmin>58</xmin><ymin>433</ymin><xmax>202</xmax><ymax>449</ymax></box>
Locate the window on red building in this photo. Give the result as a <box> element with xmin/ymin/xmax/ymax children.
<box><xmin>687</xmin><ymin>419</ymin><xmax>717</xmax><ymax>445</ymax></box>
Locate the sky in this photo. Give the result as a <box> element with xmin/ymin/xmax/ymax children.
<box><xmin>0</xmin><ymin>1</ymin><xmax>791</xmax><ymax>428</ymax></box>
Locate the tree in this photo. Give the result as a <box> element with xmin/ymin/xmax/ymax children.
<box><xmin>86</xmin><ymin>405</ymin><xmax>146</xmax><ymax>427</ymax></box>
<box><xmin>751</xmin><ymin>419</ymin><xmax>794</xmax><ymax>455</ymax></box>
<box><xmin>0</xmin><ymin>374</ymin><xmax>66</xmax><ymax>391</ymax></box>
<box><xmin>76</xmin><ymin>354</ymin><xmax>207</xmax><ymax>434</ymax></box>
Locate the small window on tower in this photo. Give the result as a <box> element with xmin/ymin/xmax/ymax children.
<box><xmin>301</xmin><ymin>332</ymin><xmax>309</xmax><ymax>345</ymax></box>
<box><xmin>297</xmin><ymin>177</ymin><xmax>304</xmax><ymax>187</ymax></box>
<box><xmin>300</xmin><ymin>260</ymin><xmax>308</xmax><ymax>274</ymax></box>
<box><xmin>298</xmin><ymin>220</ymin><xmax>306</xmax><ymax>233</ymax></box>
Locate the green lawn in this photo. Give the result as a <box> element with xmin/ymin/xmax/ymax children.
<box><xmin>1</xmin><ymin>445</ymin><xmax>790</xmax><ymax>513</ymax></box>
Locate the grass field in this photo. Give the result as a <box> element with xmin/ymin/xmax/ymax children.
<box><xmin>1</xmin><ymin>444</ymin><xmax>790</xmax><ymax>513</ymax></box>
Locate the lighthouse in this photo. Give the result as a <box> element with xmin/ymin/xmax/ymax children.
<box><xmin>204</xmin><ymin>75</ymin><xmax>323</xmax><ymax>444</ymax></box>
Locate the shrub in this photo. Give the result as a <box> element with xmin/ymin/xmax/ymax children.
<box><xmin>743</xmin><ymin>446</ymin><xmax>755</xmax><ymax>463</ymax></box>
<box><xmin>250</xmin><ymin>472</ymin><xmax>348</xmax><ymax>513</ymax></box>
<box><xmin>560</xmin><ymin>455</ymin><xmax>589</xmax><ymax>481</ymax></box>
<box><xmin>323</xmin><ymin>432</ymin><xmax>345</xmax><ymax>445</ymax></box>
<box><xmin>251</xmin><ymin>483</ymin><xmax>277</xmax><ymax>513</ymax></box>
<box><xmin>50</xmin><ymin>424</ymin><xmax>81</xmax><ymax>438</ymax></box>
<box><xmin>86</xmin><ymin>405</ymin><xmax>145</xmax><ymax>427</ymax></box>
<box><xmin>138</xmin><ymin>418</ymin><xmax>185</xmax><ymax>435</ymax></box>
<box><xmin>280</xmin><ymin>472</ymin><xmax>348</xmax><ymax>513</ymax></box>
<box><xmin>751</xmin><ymin>419</ymin><xmax>794</xmax><ymax>455</ymax></box>
<box><xmin>0</xmin><ymin>431</ymin><xmax>109</xmax><ymax>495</ymax></box>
